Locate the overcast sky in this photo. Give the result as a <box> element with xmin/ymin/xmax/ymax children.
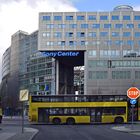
<box><xmin>0</xmin><ymin>0</ymin><xmax>78</xmax><ymax>81</ymax></box>
<box><xmin>0</xmin><ymin>0</ymin><xmax>140</xmax><ymax>81</ymax></box>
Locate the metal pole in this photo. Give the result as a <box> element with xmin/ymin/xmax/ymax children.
<box><xmin>22</xmin><ymin>102</ymin><xmax>24</xmax><ymax>133</ymax></box>
<box><xmin>131</xmin><ymin>105</ymin><xmax>134</xmax><ymax>130</ymax></box>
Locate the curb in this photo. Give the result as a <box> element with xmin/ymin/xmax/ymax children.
<box><xmin>112</xmin><ymin>126</ymin><xmax>140</xmax><ymax>133</ymax></box>
<box><xmin>28</xmin><ymin>129</ymin><xmax>39</xmax><ymax>140</ymax></box>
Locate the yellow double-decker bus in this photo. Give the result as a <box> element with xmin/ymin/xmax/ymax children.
<box><xmin>28</xmin><ymin>95</ymin><xmax>130</xmax><ymax>124</ymax></box>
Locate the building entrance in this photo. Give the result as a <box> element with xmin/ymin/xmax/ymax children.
<box><xmin>55</xmin><ymin>51</ymin><xmax>84</xmax><ymax>95</ymax></box>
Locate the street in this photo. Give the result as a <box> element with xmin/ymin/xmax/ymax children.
<box><xmin>32</xmin><ymin>124</ymin><xmax>140</xmax><ymax>140</ymax></box>
<box><xmin>1</xmin><ymin>117</ymin><xmax>140</xmax><ymax>140</ymax></box>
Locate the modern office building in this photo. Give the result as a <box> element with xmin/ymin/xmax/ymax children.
<box><xmin>0</xmin><ymin>30</ymin><xmax>55</xmax><ymax>113</ymax></box>
<box><xmin>38</xmin><ymin>5</ymin><xmax>140</xmax><ymax>95</ymax></box>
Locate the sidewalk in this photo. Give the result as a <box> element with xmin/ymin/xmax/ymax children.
<box><xmin>0</xmin><ymin>116</ymin><xmax>38</xmax><ymax>140</ymax></box>
<box><xmin>112</xmin><ymin>123</ymin><xmax>140</xmax><ymax>136</ymax></box>
<box><xmin>8</xmin><ymin>127</ymin><xmax>38</xmax><ymax>140</ymax></box>
<box><xmin>0</xmin><ymin>126</ymin><xmax>38</xmax><ymax>140</ymax></box>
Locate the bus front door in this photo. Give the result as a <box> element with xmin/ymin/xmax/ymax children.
<box><xmin>38</xmin><ymin>108</ymin><xmax>49</xmax><ymax>123</ymax></box>
<box><xmin>90</xmin><ymin>108</ymin><xmax>102</xmax><ymax>123</ymax></box>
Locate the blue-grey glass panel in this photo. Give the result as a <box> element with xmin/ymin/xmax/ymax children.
<box><xmin>112</xmin><ymin>15</ymin><xmax>119</xmax><ymax>20</ymax></box>
<box><xmin>54</xmin><ymin>16</ymin><xmax>62</xmax><ymax>20</ymax></box>
<box><xmin>43</xmin><ymin>16</ymin><xmax>50</xmax><ymax>20</ymax></box>
<box><xmin>134</xmin><ymin>16</ymin><xmax>140</xmax><ymax>20</ymax></box>
<box><xmin>69</xmin><ymin>24</ymin><xmax>77</xmax><ymax>28</ymax></box>
<box><xmin>81</xmin><ymin>24</ymin><xmax>88</xmax><ymax>28</ymax></box>
<box><xmin>115</xmin><ymin>24</ymin><xmax>123</xmax><ymax>28</ymax></box>
<box><xmin>123</xmin><ymin>16</ymin><xmax>130</xmax><ymax>20</ymax></box>
<box><xmin>123</xmin><ymin>32</ymin><xmax>131</xmax><ymax>37</ymax></box>
<box><xmin>92</xmin><ymin>24</ymin><xmax>100</xmax><ymax>28</ymax></box>
<box><xmin>104</xmin><ymin>24</ymin><xmax>111</xmax><ymax>28</ymax></box>
<box><xmin>66</xmin><ymin>16</ymin><xmax>73</xmax><ymax>20</ymax></box>
<box><xmin>126</xmin><ymin>24</ymin><xmax>134</xmax><ymax>28</ymax></box>
<box><xmin>88</xmin><ymin>15</ymin><xmax>96</xmax><ymax>20</ymax></box>
<box><xmin>135</xmin><ymin>32</ymin><xmax>140</xmax><ymax>37</ymax></box>
<box><xmin>77</xmin><ymin>16</ymin><xmax>85</xmax><ymax>20</ymax></box>
<box><xmin>100</xmin><ymin>15</ymin><xmax>108</xmax><ymax>20</ymax></box>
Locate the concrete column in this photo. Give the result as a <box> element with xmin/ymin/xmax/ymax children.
<box><xmin>84</xmin><ymin>51</ymin><xmax>87</xmax><ymax>95</ymax></box>
<box><xmin>64</xmin><ymin>67</ymin><xmax>67</xmax><ymax>95</ymax></box>
<box><xmin>56</xmin><ymin>59</ymin><xmax>59</xmax><ymax>95</ymax></box>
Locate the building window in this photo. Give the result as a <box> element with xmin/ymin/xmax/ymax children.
<box><xmin>126</xmin><ymin>24</ymin><xmax>134</xmax><ymax>28</ymax></box>
<box><xmin>106</xmin><ymin>40</ymin><xmax>112</xmax><ymax>46</ymax></box>
<box><xmin>77</xmin><ymin>32</ymin><xmax>85</xmax><ymax>37</ymax></box>
<box><xmin>46</xmin><ymin>41</ymin><xmax>53</xmax><ymax>46</ymax></box>
<box><xmin>88</xmin><ymin>71</ymin><xmax>108</xmax><ymax>79</ymax></box>
<box><xmin>81</xmin><ymin>24</ymin><xmax>88</xmax><ymax>28</ymax></box>
<box><xmin>104</xmin><ymin>24</ymin><xmax>111</xmax><ymax>28</ymax></box>
<box><xmin>112</xmin><ymin>15</ymin><xmax>119</xmax><ymax>20</ymax></box>
<box><xmin>123</xmin><ymin>32</ymin><xmax>131</xmax><ymax>37</ymax></box>
<box><xmin>81</xmin><ymin>41</ymin><xmax>85</xmax><ymax>46</ymax></box>
<box><xmin>127</xmin><ymin>40</ymin><xmax>134</xmax><ymax>46</ymax></box>
<box><xmin>123</xmin><ymin>15</ymin><xmax>130</xmax><ymax>20</ymax></box>
<box><xmin>69</xmin><ymin>24</ymin><xmax>77</xmax><ymax>28</ymax></box>
<box><xmin>66</xmin><ymin>32</ymin><xmax>73</xmax><ymax>37</ymax></box>
<box><xmin>88</xmin><ymin>50</ymin><xmax>96</xmax><ymax>57</ymax></box>
<box><xmin>134</xmin><ymin>16</ymin><xmax>140</xmax><ymax>20</ymax></box>
<box><xmin>58</xmin><ymin>24</ymin><xmax>66</xmax><ymax>28</ymax></box>
<box><xmin>61</xmin><ymin>41</ymin><xmax>65</xmax><ymax>46</ymax></box>
<box><xmin>135</xmin><ymin>32</ymin><xmax>140</xmax><ymax>37</ymax></box>
<box><xmin>112</xmin><ymin>32</ymin><xmax>119</xmax><ymax>37</ymax></box>
<box><xmin>58</xmin><ymin>41</ymin><xmax>65</xmax><ymax>46</ymax></box>
<box><xmin>42</xmin><ymin>32</ymin><xmax>50</xmax><ymax>37</ymax></box>
<box><xmin>100</xmin><ymin>15</ymin><xmax>108</xmax><ymax>20</ymax></box>
<box><xmin>114</xmin><ymin>40</ymin><xmax>123</xmax><ymax>46</ymax></box>
<box><xmin>77</xmin><ymin>15</ymin><xmax>85</xmax><ymax>20</ymax></box>
<box><xmin>100</xmin><ymin>32</ymin><xmax>108</xmax><ymax>37</ymax></box>
<box><xmin>69</xmin><ymin>41</ymin><xmax>74</xmax><ymax>46</ymax></box>
<box><xmin>111</xmin><ymin>60</ymin><xmax>140</xmax><ymax>67</ymax></box>
<box><xmin>100</xmin><ymin>50</ymin><xmax>120</xmax><ymax>57</ymax></box>
<box><xmin>135</xmin><ymin>71</ymin><xmax>140</xmax><ymax>79</ymax></box>
<box><xmin>88</xmin><ymin>60</ymin><xmax>108</xmax><ymax>68</ymax></box>
<box><xmin>88</xmin><ymin>32</ymin><xmax>96</xmax><ymax>37</ymax></box>
<box><xmin>54</xmin><ymin>32</ymin><xmax>62</xmax><ymax>38</ymax></box>
<box><xmin>46</xmin><ymin>24</ymin><xmax>54</xmax><ymax>28</ymax></box>
<box><xmin>112</xmin><ymin>71</ymin><xmax>131</xmax><ymax>79</ymax></box>
<box><xmin>115</xmin><ymin>24</ymin><xmax>123</xmax><ymax>28</ymax></box>
<box><xmin>66</xmin><ymin>16</ymin><xmax>73</xmax><ymax>20</ymax></box>
<box><xmin>43</xmin><ymin>16</ymin><xmax>50</xmax><ymax>20</ymax></box>
<box><xmin>138</xmin><ymin>41</ymin><xmax>140</xmax><ymax>46</ymax></box>
<box><xmin>138</xmin><ymin>24</ymin><xmax>140</xmax><ymax>28</ymax></box>
<box><xmin>69</xmin><ymin>41</ymin><xmax>77</xmax><ymax>46</ymax></box>
<box><xmin>54</xmin><ymin>16</ymin><xmax>62</xmax><ymax>20</ymax></box>
<box><xmin>92</xmin><ymin>24</ymin><xmax>100</xmax><ymax>28</ymax></box>
<box><xmin>88</xmin><ymin>15</ymin><xmax>96</xmax><ymax>20</ymax></box>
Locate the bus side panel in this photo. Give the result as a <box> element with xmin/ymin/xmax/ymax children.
<box><xmin>102</xmin><ymin>115</ymin><xmax>114</xmax><ymax>123</ymax></box>
<box><xmin>102</xmin><ymin>115</ymin><xmax>127</xmax><ymax>123</ymax></box>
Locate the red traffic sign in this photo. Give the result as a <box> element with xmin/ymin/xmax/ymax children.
<box><xmin>127</xmin><ymin>87</ymin><xmax>140</xmax><ymax>99</ymax></box>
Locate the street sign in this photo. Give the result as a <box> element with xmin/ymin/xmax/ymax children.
<box><xmin>127</xmin><ymin>87</ymin><xmax>140</xmax><ymax>99</ymax></box>
<box><xmin>19</xmin><ymin>89</ymin><xmax>29</xmax><ymax>101</ymax></box>
<box><xmin>130</xmin><ymin>99</ymin><xmax>137</xmax><ymax>105</ymax></box>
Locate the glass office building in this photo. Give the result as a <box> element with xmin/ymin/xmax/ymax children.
<box><xmin>38</xmin><ymin>5</ymin><xmax>140</xmax><ymax>95</ymax></box>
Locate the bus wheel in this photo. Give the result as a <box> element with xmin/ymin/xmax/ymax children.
<box><xmin>52</xmin><ymin>118</ymin><xmax>61</xmax><ymax>124</ymax></box>
<box><xmin>115</xmin><ymin>117</ymin><xmax>124</xmax><ymax>124</ymax></box>
<box><xmin>66</xmin><ymin>118</ymin><xmax>75</xmax><ymax>125</ymax></box>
